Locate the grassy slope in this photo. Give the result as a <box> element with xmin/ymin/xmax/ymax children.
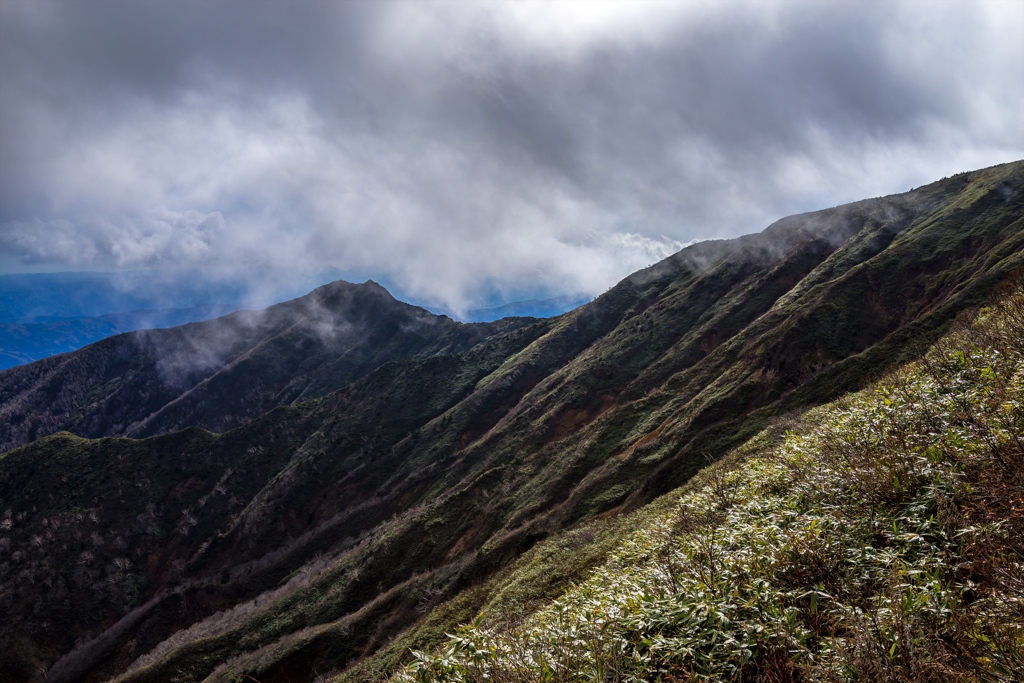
<box><xmin>396</xmin><ymin>275</ymin><xmax>1024</xmax><ymax>683</ymax></box>
<box><xmin>0</xmin><ymin>162</ymin><xmax>1021</xmax><ymax>683</ymax></box>
<box><xmin>335</xmin><ymin>163</ymin><xmax>1024</xmax><ymax>683</ymax></box>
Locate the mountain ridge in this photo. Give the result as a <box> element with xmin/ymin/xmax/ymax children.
<box><xmin>0</xmin><ymin>161</ymin><xmax>1021</xmax><ymax>682</ymax></box>
<box><xmin>395</xmin><ymin>277</ymin><xmax>1024</xmax><ymax>682</ymax></box>
<box><xmin>0</xmin><ymin>279</ymin><xmax>537</xmax><ymax>452</ymax></box>
<box><xmin>464</xmin><ymin>294</ymin><xmax>593</xmax><ymax>322</ymax></box>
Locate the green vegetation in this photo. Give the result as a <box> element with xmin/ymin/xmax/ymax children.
<box><xmin>0</xmin><ymin>162</ymin><xmax>1021</xmax><ymax>682</ymax></box>
<box><xmin>396</xmin><ymin>279</ymin><xmax>1024</xmax><ymax>682</ymax></box>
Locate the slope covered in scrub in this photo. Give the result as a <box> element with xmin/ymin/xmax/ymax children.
<box><xmin>1</xmin><ymin>162</ymin><xmax>1022</xmax><ymax>683</ymax></box>
<box><xmin>396</xmin><ymin>277</ymin><xmax>1024</xmax><ymax>682</ymax></box>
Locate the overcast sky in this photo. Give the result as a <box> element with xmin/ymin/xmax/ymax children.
<box><xmin>1</xmin><ymin>0</ymin><xmax>1022</xmax><ymax>312</ymax></box>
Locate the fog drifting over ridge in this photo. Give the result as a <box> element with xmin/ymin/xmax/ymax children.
<box><xmin>1</xmin><ymin>0</ymin><xmax>1021</xmax><ymax>313</ymax></box>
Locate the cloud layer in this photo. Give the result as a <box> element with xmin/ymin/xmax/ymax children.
<box><xmin>1</xmin><ymin>0</ymin><xmax>1022</xmax><ymax>311</ymax></box>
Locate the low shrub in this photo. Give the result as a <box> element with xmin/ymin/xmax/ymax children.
<box><xmin>394</xmin><ymin>279</ymin><xmax>1024</xmax><ymax>682</ymax></box>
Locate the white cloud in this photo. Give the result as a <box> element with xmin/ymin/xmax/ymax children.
<box><xmin>0</xmin><ymin>209</ymin><xmax>225</xmax><ymax>267</ymax></box>
<box><xmin>0</xmin><ymin>0</ymin><xmax>1021</xmax><ymax>310</ymax></box>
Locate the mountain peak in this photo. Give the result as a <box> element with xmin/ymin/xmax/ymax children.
<box><xmin>1</xmin><ymin>162</ymin><xmax>1022</xmax><ymax>683</ymax></box>
<box><xmin>0</xmin><ymin>277</ymin><xmax>535</xmax><ymax>451</ymax></box>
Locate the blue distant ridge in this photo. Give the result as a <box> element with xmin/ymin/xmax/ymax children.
<box><xmin>0</xmin><ymin>304</ymin><xmax>242</xmax><ymax>371</ymax></box>
<box><xmin>463</xmin><ymin>294</ymin><xmax>593</xmax><ymax>322</ymax></box>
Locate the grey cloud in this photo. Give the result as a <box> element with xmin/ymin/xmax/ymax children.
<box><xmin>0</xmin><ymin>0</ymin><xmax>1021</xmax><ymax>312</ymax></box>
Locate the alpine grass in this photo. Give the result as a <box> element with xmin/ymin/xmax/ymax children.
<box><xmin>395</xmin><ymin>276</ymin><xmax>1024</xmax><ymax>683</ymax></box>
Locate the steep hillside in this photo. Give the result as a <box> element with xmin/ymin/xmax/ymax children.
<box><xmin>398</xmin><ymin>272</ymin><xmax>1024</xmax><ymax>683</ymax></box>
<box><xmin>0</xmin><ymin>161</ymin><xmax>1021</xmax><ymax>683</ymax></box>
<box><xmin>0</xmin><ymin>280</ymin><xmax>533</xmax><ymax>452</ymax></box>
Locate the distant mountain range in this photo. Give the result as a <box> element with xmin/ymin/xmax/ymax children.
<box><xmin>465</xmin><ymin>294</ymin><xmax>593</xmax><ymax>322</ymax></box>
<box><xmin>0</xmin><ymin>161</ymin><xmax>1021</xmax><ymax>683</ymax></box>
<box><xmin>0</xmin><ymin>268</ymin><xmax>361</xmax><ymax>371</ymax></box>
<box><xmin>0</xmin><ymin>305</ymin><xmax>241</xmax><ymax>371</ymax></box>
<box><xmin>0</xmin><ymin>280</ymin><xmax>533</xmax><ymax>451</ymax></box>
<box><xmin>0</xmin><ymin>271</ymin><xmax>586</xmax><ymax>371</ymax></box>
<box><xmin>0</xmin><ymin>271</ymin><xmax>239</xmax><ymax>324</ymax></box>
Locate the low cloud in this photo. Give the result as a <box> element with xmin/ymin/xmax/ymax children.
<box><xmin>1</xmin><ymin>209</ymin><xmax>224</xmax><ymax>267</ymax></box>
<box><xmin>0</xmin><ymin>0</ymin><xmax>1021</xmax><ymax>311</ymax></box>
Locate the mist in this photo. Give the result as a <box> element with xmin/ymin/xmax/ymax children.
<box><xmin>1</xmin><ymin>0</ymin><xmax>1021</xmax><ymax>314</ymax></box>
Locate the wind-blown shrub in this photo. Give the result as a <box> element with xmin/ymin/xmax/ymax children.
<box><xmin>395</xmin><ymin>279</ymin><xmax>1024</xmax><ymax>683</ymax></box>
